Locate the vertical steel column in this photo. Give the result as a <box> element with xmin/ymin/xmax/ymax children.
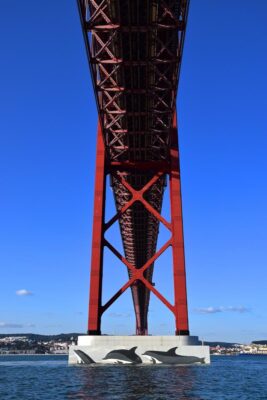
<box><xmin>169</xmin><ymin>113</ymin><xmax>190</xmax><ymax>335</ymax></box>
<box><xmin>87</xmin><ymin>122</ymin><xmax>106</xmax><ymax>335</ymax></box>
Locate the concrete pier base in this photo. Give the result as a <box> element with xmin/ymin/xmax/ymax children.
<box><xmin>68</xmin><ymin>335</ymin><xmax>210</xmax><ymax>365</ymax></box>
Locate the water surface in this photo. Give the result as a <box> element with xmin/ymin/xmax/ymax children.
<box><xmin>0</xmin><ymin>355</ymin><xmax>266</xmax><ymax>399</ymax></box>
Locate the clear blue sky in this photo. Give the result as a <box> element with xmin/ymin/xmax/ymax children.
<box><xmin>0</xmin><ymin>0</ymin><xmax>266</xmax><ymax>343</ymax></box>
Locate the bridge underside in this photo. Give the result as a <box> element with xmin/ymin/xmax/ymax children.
<box><xmin>77</xmin><ymin>0</ymin><xmax>190</xmax><ymax>335</ymax></box>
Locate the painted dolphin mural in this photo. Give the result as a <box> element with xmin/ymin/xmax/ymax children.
<box><xmin>74</xmin><ymin>349</ymin><xmax>95</xmax><ymax>364</ymax></box>
<box><xmin>142</xmin><ymin>347</ymin><xmax>205</xmax><ymax>364</ymax></box>
<box><xmin>102</xmin><ymin>346</ymin><xmax>142</xmax><ymax>364</ymax></box>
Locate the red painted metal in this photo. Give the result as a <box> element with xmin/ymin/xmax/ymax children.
<box><xmin>170</xmin><ymin>113</ymin><xmax>189</xmax><ymax>335</ymax></box>
<box><xmin>88</xmin><ymin>122</ymin><xmax>106</xmax><ymax>335</ymax></box>
<box><xmin>87</xmin><ymin>113</ymin><xmax>189</xmax><ymax>335</ymax></box>
<box><xmin>78</xmin><ymin>0</ymin><xmax>191</xmax><ymax>335</ymax></box>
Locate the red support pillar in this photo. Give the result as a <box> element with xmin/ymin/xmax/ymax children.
<box><xmin>87</xmin><ymin>115</ymin><xmax>190</xmax><ymax>336</ymax></box>
<box><xmin>169</xmin><ymin>113</ymin><xmax>190</xmax><ymax>335</ymax></box>
<box><xmin>87</xmin><ymin>121</ymin><xmax>106</xmax><ymax>335</ymax></box>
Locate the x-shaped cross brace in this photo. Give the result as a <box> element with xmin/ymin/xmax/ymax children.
<box><xmin>101</xmin><ymin>170</ymin><xmax>175</xmax><ymax>316</ymax></box>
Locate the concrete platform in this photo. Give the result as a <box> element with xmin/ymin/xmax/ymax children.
<box><xmin>68</xmin><ymin>335</ymin><xmax>210</xmax><ymax>365</ymax></box>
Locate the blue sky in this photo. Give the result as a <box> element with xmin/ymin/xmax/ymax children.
<box><xmin>0</xmin><ymin>0</ymin><xmax>266</xmax><ymax>343</ymax></box>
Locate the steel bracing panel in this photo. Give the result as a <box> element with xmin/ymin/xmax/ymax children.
<box><xmin>77</xmin><ymin>0</ymin><xmax>190</xmax><ymax>335</ymax></box>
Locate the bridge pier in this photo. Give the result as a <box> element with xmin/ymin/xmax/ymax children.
<box><xmin>69</xmin><ymin>335</ymin><xmax>210</xmax><ymax>365</ymax></box>
<box><xmin>87</xmin><ymin>117</ymin><xmax>192</xmax><ymax>337</ymax></box>
<box><xmin>74</xmin><ymin>0</ymin><xmax>210</xmax><ymax>364</ymax></box>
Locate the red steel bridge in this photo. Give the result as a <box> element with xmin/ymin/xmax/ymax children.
<box><xmin>77</xmin><ymin>0</ymin><xmax>190</xmax><ymax>336</ymax></box>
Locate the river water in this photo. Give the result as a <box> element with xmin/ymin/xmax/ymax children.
<box><xmin>0</xmin><ymin>355</ymin><xmax>266</xmax><ymax>399</ymax></box>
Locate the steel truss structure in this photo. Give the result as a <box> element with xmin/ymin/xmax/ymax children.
<box><xmin>77</xmin><ymin>0</ymin><xmax>190</xmax><ymax>335</ymax></box>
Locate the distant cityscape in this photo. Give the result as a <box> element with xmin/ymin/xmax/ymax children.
<box><xmin>0</xmin><ymin>334</ymin><xmax>266</xmax><ymax>356</ymax></box>
<box><xmin>209</xmin><ymin>342</ymin><xmax>267</xmax><ymax>356</ymax></box>
<box><xmin>0</xmin><ymin>334</ymin><xmax>73</xmax><ymax>355</ymax></box>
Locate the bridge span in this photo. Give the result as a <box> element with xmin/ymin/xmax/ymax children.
<box><xmin>69</xmin><ymin>0</ymin><xmax>210</xmax><ymax>365</ymax></box>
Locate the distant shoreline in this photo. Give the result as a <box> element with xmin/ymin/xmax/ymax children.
<box><xmin>0</xmin><ymin>353</ymin><xmax>68</xmax><ymax>356</ymax></box>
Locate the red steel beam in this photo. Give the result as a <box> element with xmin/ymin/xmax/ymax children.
<box><xmin>170</xmin><ymin>113</ymin><xmax>189</xmax><ymax>335</ymax></box>
<box><xmin>87</xmin><ymin>122</ymin><xmax>106</xmax><ymax>335</ymax></box>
